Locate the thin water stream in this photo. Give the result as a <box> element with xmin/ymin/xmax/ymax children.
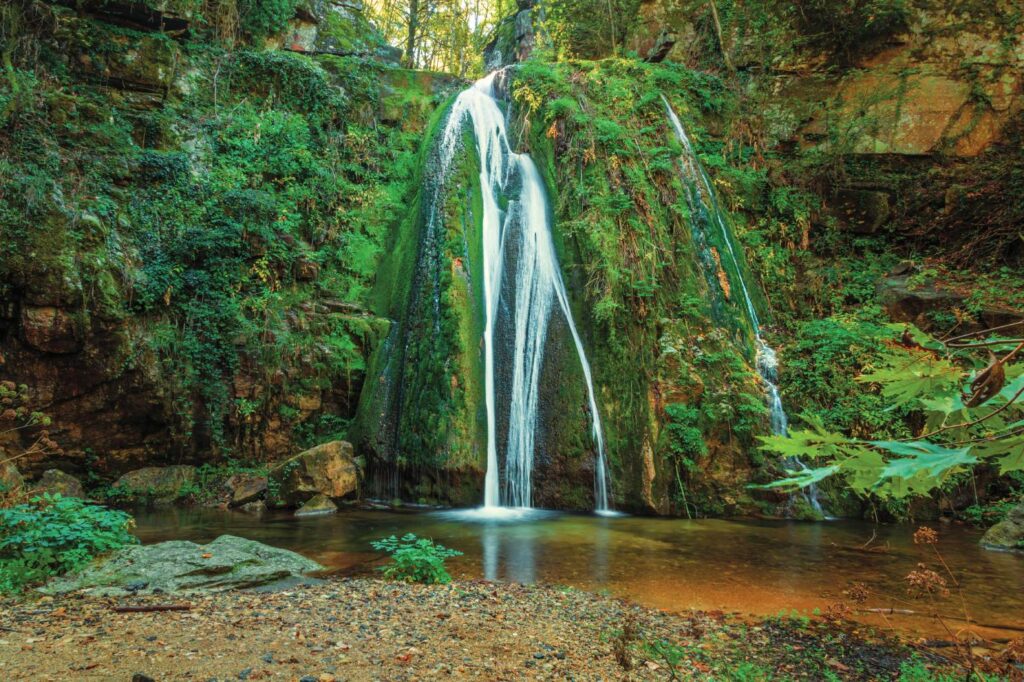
<box><xmin>662</xmin><ymin>98</ymin><xmax>823</xmax><ymax>514</ymax></box>
<box><xmin>441</xmin><ymin>73</ymin><xmax>609</xmax><ymax>511</ymax></box>
<box><xmin>134</xmin><ymin>508</ymin><xmax>1024</xmax><ymax>639</ymax></box>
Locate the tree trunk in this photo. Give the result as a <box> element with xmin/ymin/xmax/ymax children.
<box><xmin>708</xmin><ymin>0</ymin><xmax>734</xmax><ymax>72</ymax></box>
<box><xmin>404</xmin><ymin>0</ymin><xmax>420</xmax><ymax>68</ymax></box>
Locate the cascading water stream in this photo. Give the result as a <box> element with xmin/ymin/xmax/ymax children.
<box><xmin>662</xmin><ymin>96</ymin><xmax>824</xmax><ymax>516</ymax></box>
<box><xmin>440</xmin><ymin>72</ymin><xmax>611</xmax><ymax>512</ymax></box>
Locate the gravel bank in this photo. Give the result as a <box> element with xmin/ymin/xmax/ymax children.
<box><xmin>0</xmin><ymin>578</ymin><xmax>939</xmax><ymax>680</ymax></box>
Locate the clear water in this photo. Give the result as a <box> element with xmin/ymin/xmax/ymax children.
<box><xmin>441</xmin><ymin>73</ymin><xmax>610</xmax><ymax>511</ymax></box>
<box><xmin>662</xmin><ymin>98</ymin><xmax>823</xmax><ymax>514</ymax></box>
<box><xmin>134</xmin><ymin>508</ymin><xmax>1024</xmax><ymax>639</ymax></box>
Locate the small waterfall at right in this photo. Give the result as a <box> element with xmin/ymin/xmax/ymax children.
<box><xmin>661</xmin><ymin>96</ymin><xmax>825</xmax><ymax>518</ymax></box>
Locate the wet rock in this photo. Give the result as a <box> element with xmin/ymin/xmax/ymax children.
<box><xmin>20</xmin><ymin>306</ymin><xmax>82</xmax><ymax>354</ymax></box>
<box><xmin>36</xmin><ymin>469</ymin><xmax>85</xmax><ymax>498</ymax></box>
<box><xmin>42</xmin><ymin>535</ymin><xmax>324</xmax><ymax>595</ymax></box>
<box><xmin>114</xmin><ymin>465</ymin><xmax>197</xmax><ymax>502</ymax></box>
<box><xmin>981</xmin><ymin>503</ymin><xmax>1024</xmax><ymax>552</ymax></box>
<box><xmin>225</xmin><ymin>474</ymin><xmax>268</xmax><ymax>507</ymax></box>
<box><xmin>295</xmin><ymin>493</ymin><xmax>337</xmax><ymax>517</ymax></box>
<box><xmin>269</xmin><ymin>441</ymin><xmax>359</xmax><ymax>506</ymax></box>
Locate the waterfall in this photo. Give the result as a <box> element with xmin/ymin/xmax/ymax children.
<box><xmin>662</xmin><ymin>96</ymin><xmax>824</xmax><ymax>516</ymax></box>
<box><xmin>440</xmin><ymin>72</ymin><xmax>611</xmax><ymax>512</ymax></box>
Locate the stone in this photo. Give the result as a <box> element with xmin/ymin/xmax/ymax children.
<box><xmin>642</xmin><ymin>29</ymin><xmax>677</xmax><ymax>63</ymax></box>
<box><xmin>57</xmin><ymin>12</ymin><xmax>183</xmax><ymax>93</ymax></box>
<box><xmin>20</xmin><ymin>306</ymin><xmax>82</xmax><ymax>354</ymax></box>
<box><xmin>238</xmin><ymin>500</ymin><xmax>267</xmax><ymax>514</ymax></box>
<box><xmin>115</xmin><ymin>465</ymin><xmax>197</xmax><ymax>502</ymax></box>
<box><xmin>225</xmin><ymin>474</ymin><xmax>268</xmax><ymax>507</ymax></box>
<box><xmin>1</xmin><ymin>459</ymin><xmax>24</xmax><ymax>493</ymax></box>
<box><xmin>981</xmin><ymin>503</ymin><xmax>1024</xmax><ymax>552</ymax></box>
<box><xmin>294</xmin><ymin>493</ymin><xmax>337</xmax><ymax>517</ymax></box>
<box><xmin>269</xmin><ymin>441</ymin><xmax>359</xmax><ymax>506</ymax></box>
<box><xmin>877</xmin><ymin>273</ymin><xmax>1024</xmax><ymax>331</ymax></box>
<box><xmin>42</xmin><ymin>535</ymin><xmax>324</xmax><ymax>595</ymax></box>
<box><xmin>36</xmin><ymin>469</ymin><xmax>85</xmax><ymax>498</ymax></box>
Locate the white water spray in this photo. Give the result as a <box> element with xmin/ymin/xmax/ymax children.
<box><xmin>441</xmin><ymin>73</ymin><xmax>611</xmax><ymax>512</ymax></box>
<box><xmin>662</xmin><ymin>97</ymin><xmax>823</xmax><ymax>516</ymax></box>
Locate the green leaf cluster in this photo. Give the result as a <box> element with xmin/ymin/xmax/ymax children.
<box><xmin>370</xmin><ymin>533</ymin><xmax>463</xmax><ymax>585</ymax></box>
<box><xmin>759</xmin><ymin>325</ymin><xmax>1024</xmax><ymax>498</ymax></box>
<box><xmin>0</xmin><ymin>495</ymin><xmax>137</xmax><ymax>593</ymax></box>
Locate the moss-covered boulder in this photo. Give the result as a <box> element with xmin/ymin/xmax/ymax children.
<box><xmin>981</xmin><ymin>503</ymin><xmax>1024</xmax><ymax>552</ymax></box>
<box><xmin>36</xmin><ymin>469</ymin><xmax>85</xmax><ymax>498</ymax></box>
<box><xmin>294</xmin><ymin>493</ymin><xmax>337</xmax><ymax>516</ymax></box>
<box><xmin>42</xmin><ymin>535</ymin><xmax>323</xmax><ymax>595</ymax></box>
<box><xmin>114</xmin><ymin>465</ymin><xmax>196</xmax><ymax>502</ymax></box>
<box><xmin>269</xmin><ymin>441</ymin><xmax>359</xmax><ymax>506</ymax></box>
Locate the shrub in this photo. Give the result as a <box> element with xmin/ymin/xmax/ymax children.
<box><xmin>0</xmin><ymin>494</ymin><xmax>137</xmax><ymax>593</ymax></box>
<box><xmin>370</xmin><ymin>533</ymin><xmax>462</xmax><ymax>585</ymax></box>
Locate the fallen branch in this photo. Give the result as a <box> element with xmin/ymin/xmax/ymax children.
<box><xmin>111</xmin><ymin>604</ymin><xmax>191</xmax><ymax>613</ymax></box>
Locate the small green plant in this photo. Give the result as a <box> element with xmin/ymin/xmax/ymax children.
<box><xmin>0</xmin><ymin>494</ymin><xmax>137</xmax><ymax>593</ymax></box>
<box><xmin>643</xmin><ymin>638</ymin><xmax>687</xmax><ymax>680</ymax></box>
<box><xmin>370</xmin><ymin>533</ymin><xmax>462</xmax><ymax>585</ymax></box>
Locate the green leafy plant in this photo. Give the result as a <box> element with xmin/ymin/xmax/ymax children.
<box><xmin>0</xmin><ymin>494</ymin><xmax>137</xmax><ymax>593</ymax></box>
<box><xmin>370</xmin><ymin>533</ymin><xmax>462</xmax><ymax>584</ymax></box>
<box><xmin>758</xmin><ymin>323</ymin><xmax>1024</xmax><ymax>499</ymax></box>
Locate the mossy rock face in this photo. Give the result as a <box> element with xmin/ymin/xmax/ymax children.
<box><xmin>36</xmin><ymin>470</ymin><xmax>86</xmax><ymax>498</ymax></box>
<box><xmin>981</xmin><ymin>503</ymin><xmax>1024</xmax><ymax>552</ymax></box>
<box><xmin>269</xmin><ymin>441</ymin><xmax>359</xmax><ymax>506</ymax></box>
<box><xmin>114</xmin><ymin>465</ymin><xmax>197</xmax><ymax>502</ymax></box>
<box><xmin>42</xmin><ymin>535</ymin><xmax>324</xmax><ymax>595</ymax></box>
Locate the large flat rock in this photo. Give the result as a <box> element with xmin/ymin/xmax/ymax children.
<box><xmin>42</xmin><ymin>535</ymin><xmax>324</xmax><ymax>595</ymax></box>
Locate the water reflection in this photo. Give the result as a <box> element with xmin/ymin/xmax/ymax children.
<box><xmin>132</xmin><ymin>508</ymin><xmax>1024</xmax><ymax>638</ymax></box>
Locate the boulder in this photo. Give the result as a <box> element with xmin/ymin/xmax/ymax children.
<box><xmin>294</xmin><ymin>493</ymin><xmax>337</xmax><ymax>517</ymax></box>
<box><xmin>878</xmin><ymin>272</ymin><xmax>1024</xmax><ymax>331</ymax></box>
<box><xmin>1</xmin><ymin>459</ymin><xmax>24</xmax><ymax>493</ymax></box>
<box><xmin>115</xmin><ymin>465</ymin><xmax>196</xmax><ymax>502</ymax></box>
<box><xmin>981</xmin><ymin>503</ymin><xmax>1024</xmax><ymax>552</ymax></box>
<box><xmin>36</xmin><ymin>469</ymin><xmax>85</xmax><ymax>498</ymax></box>
<box><xmin>269</xmin><ymin>441</ymin><xmax>359</xmax><ymax>506</ymax></box>
<box><xmin>225</xmin><ymin>474</ymin><xmax>268</xmax><ymax>508</ymax></box>
<box><xmin>42</xmin><ymin>535</ymin><xmax>324</xmax><ymax>595</ymax></box>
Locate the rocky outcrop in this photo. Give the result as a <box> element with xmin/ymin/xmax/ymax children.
<box><xmin>114</xmin><ymin>465</ymin><xmax>196</xmax><ymax>502</ymax></box>
<box><xmin>981</xmin><ymin>503</ymin><xmax>1024</xmax><ymax>552</ymax></box>
<box><xmin>42</xmin><ymin>535</ymin><xmax>324</xmax><ymax>595</ymax></box>
<box><xmin>35</xmin><ymin>469</ymin><xmax>85</xmax><ymax>498</ymax></box>
<box><xmin>269</xmin><ymin>441</ymin><xmax>360</xmax><ymax>506</ymax></box>
<box><xmin>19</xmin><ymin>306</ymin><xmax>82</xmax><ymax>354</ymax></box>
<box><xmin>877</xmin><ymin>269</ymin><xmax>1023</xmax><ymax>331</ymax></box>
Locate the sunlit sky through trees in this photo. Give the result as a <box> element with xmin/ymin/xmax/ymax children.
<box><xmin>364</xmin><ymin>0</ymin><xmax>513</xmax><ymax>74</ymax></box>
